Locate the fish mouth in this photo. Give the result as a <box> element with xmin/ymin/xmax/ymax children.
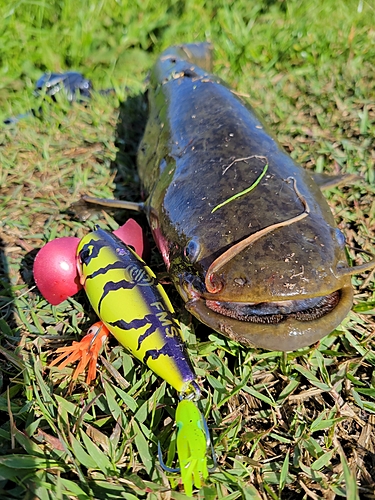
<box><xmin>205</xmin><ymin>291</ymin><xmax>340</xmax><ymax>324</ymax></box>
<box><xmin>183</xmin><ymin>281</ymin><xmax>353</xmax><ymax>351</ymax></box>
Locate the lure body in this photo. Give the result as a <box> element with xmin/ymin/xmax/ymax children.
<box><xmin>77</xmin><ymin>228</ymin><xmax>196</xmax><ymax>394</ymax></box>
<box><xmin>137</xmin><ymin>43</ymin><xmax>361</xmax><ymax>351</ymax></box>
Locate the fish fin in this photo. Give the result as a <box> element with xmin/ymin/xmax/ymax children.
<box><xmin>81</xmin><ymin>195</ymin><xmax>144</xmax><ymax>212</ymax></box>
<box><xmin>69</xmin><ymin>196</ymin><xmax>145</xmax><ymax>221</ymax></box>
<box><xmin>161</xmin><ymin>43</ymin><xmax>214</xmax><ymax>73</ymax></box>
<box><xmin>312</xmin><ymin>172</ymin><xmax>360</xmax><ymax>190</ymax></box>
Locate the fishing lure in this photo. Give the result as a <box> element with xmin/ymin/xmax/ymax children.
<box><xmin>158</xmin><ymin>399</ymin><xmax>214</xmax><ymax>497</ymax></box>
<box><xmin>76</xmin><ymin>227</ymin><xmax>198</xmax><ymax>395</ymax></box>
<box><xmin>34</xmin><ymin>222</ymin><xmax>198</xmax><ymax>395</ymax></box>
<box><xmin>34</xmin><ymin>221</ymin><xmax>214</xmax><ymax>496</ymax></box>
<box><xmin>34</xmin><ymin>221</ymin><xmax>214</xmax><ymax>494</ymax></box>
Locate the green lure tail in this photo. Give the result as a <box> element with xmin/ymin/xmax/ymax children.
<box><xmin>158</xmin><ymin>399</ymin><xmax>216</xmax><ymax>496</ymax></box>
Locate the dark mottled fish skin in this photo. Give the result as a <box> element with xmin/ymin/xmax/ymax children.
<box><xmin>137</xmin><ymin>43</ymin><xmax>353</xmax><ymax>351</ymax></box>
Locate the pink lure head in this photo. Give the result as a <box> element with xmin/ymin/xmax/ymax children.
<box><xmin>33</xmin><ymin>219</ymin><xmax>147</xmax><ymax>305</ymax></box>
<box><xmin>33</xmin><ymin>237</ymin><xmax>82</xmax><ymax>305</ymax></box>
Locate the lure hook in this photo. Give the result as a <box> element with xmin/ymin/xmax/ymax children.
<box><xmin>158</xmin><ymin>441</ymin><xmax>180</xmax><ymax>473</ymax></box>
<box><xmin>202</xmin><ymin>412</ymin><xmax>217</xmax><ymax>473</ymax></box>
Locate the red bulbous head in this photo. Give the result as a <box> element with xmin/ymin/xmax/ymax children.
<box><xmin>33</xmin><ymin>219</ymin><xmax>149</xmax><ymax>305</ymax></box>
<box><xmin>33</xmin><ymin>237</ymin><xmax>82</xmax><ymax>305</ymax></box>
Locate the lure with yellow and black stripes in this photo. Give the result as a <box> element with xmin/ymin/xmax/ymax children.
<box><xmin>76</xmin><ymin>227</ymin><xmax>197</xmax><ymax>395</ymax></box>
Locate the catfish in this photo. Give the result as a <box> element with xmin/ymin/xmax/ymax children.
<box><xmin>85</xmin><ymin>43</ymin><xmax>374</xmax><ymax>351</ymax></box>
<box><xmin>134</xmin><ymin>42</ymin><xmax>375</xmax><ymax>351</ymax></box>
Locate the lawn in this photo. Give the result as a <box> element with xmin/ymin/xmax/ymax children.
<box><xmin>0</xmin><ymin>0</ymin><xmax>374</xmax><ymax>498</ymax></box>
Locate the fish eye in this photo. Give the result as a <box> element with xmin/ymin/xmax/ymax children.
<box><xmin>335</xmin><ymin>228</ymin><xmax>346</xmax><ymax>247</ymax></box>
<box><xmin>184</xmin><ymin>239</ymin><xmax>200</xmax><ymax>263</ymax></box>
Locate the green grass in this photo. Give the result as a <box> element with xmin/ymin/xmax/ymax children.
<box><xmin>1</xmin><ymin>0</ymin><xmax>375</xmax><ymax>498</ymax></box>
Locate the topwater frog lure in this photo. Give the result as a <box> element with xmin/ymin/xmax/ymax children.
<box><xmin>34</xmin><ymin>219</ymin><xmax>214</xmax><ymax>495</ymax></box>
<box><xmin>76</xmin><ymin>227</ymin><xmax>198</xmax><ymax>394</ymax></box>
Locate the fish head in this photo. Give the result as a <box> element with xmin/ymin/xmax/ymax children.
<box><xmin>152</xmin><ymin>203</ymin><xmax>355</xmax><ymax>351</ymax></box>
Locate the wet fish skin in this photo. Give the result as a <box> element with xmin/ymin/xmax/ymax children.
<box><xmin>137</xmin><ymin>43</ymin><xmax>354</xmax><ymax>351</ymax></box>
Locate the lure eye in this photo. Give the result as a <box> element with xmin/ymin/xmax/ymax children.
<box><xmin>184</xmin><ymin>239</ymin><xmax>200</xmax><ymax>264</ymax></box>
<box><xmin>79</xmin><ymin>248</ymin><xmax>91</xmax><ymax>265</ymax></box>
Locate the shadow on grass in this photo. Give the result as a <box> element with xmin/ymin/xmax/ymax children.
<box><xmin>111</xmin><ymin>91</ymin><xmax>148</xmax><ymax>200</ymax></box>
<box><xmin>71</xmin><ymin>89</ymin><xmax>152</xmax><ymax>235</ymax></box>
<box><xmin>103</xmin><ymin>89</ymin><xmax>170</xmax><ymax>274</ymax></box>
<box><xmin>0</xmin><ymin>237</ymin><xmax>18</xmax><ymax>397</ymax></box>
<box><xmin>0</xmin><ymin>237</ymin><xmax>14</xmax><ymax>325</ymax></box>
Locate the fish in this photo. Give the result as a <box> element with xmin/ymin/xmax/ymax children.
<box><xmin>136</xmin><ymin>42</ymin><xmax>374</xmax><ymax>351</ymax></box>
